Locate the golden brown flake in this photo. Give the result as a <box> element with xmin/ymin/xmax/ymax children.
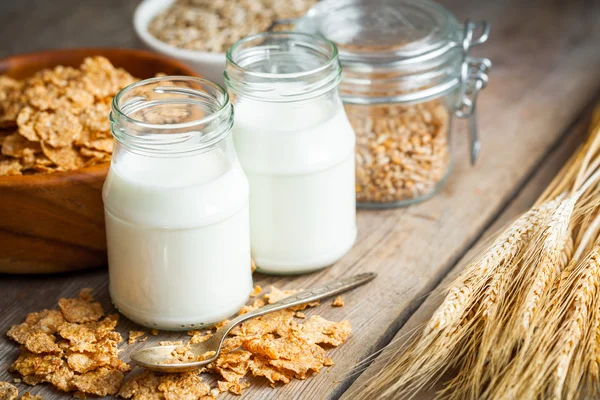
<box><xmin>0</xmin><ymin>382</ymin><xmax>18</xmax><ymax>400</ymax></box>
<box><xmin>19</xmin><ymin>393</ymin><xmax>42</xmax><ymax>400</ymax></box>
<box><xmin>10</xmin><ymin>349</ymin><xmax>62</xmax><ymax>376</ymax></box>
<box><xmin>150</xmin><ymin>329</ymin><xmax>159</xmax><ymax>336</ymax></box>
<box><xmin>72</xmin><ymin>367</ymin><xmax>124</xmax><ymax>396</ymax></box>
<box><xmin>0</xmin><ymin>157</ymin><xmax>22</xmax><ymax>175</ymax></box>
<box><xmin>1</xmin><ymin>133</ymin><xmax>40</xmax><ymax>158</ymax></box>
<box><xmin>298</xmin><ymin>316</ymin><xmax>352</xmax><ymax>346</ymax></box>
<box><xmin>24</xmin><ymin>332</ymin><xmax>61</xmax><ymax>354</ymax></box>
<box><xmin>190</xmin><ymin>333</ymin><xmax>212</xmax><ymax>345</ymax></box>
<box><xmin>332</xmin><ymin>296</ymin><xmax>345</xmax><ymax>307</ymax></box>
<box><xmin>40</xmin><ymin>143</ymin><xmax>85</xmax><ymax>172</ymax></box>
<box><xmin>249</xmin><ymin>285</ymin><xmax>262</xmax><ymax>297</ymax></box>
<box><xmin>248</xmin><ymin>356</ymin><xmax>293</xmax><ymax>385</ymax></box>
<box><xmin>58</xmin><ymin>295</ymin><xmax>104</xmax><ymax>324</ymax></box>
<box><xmin>128</xmin><ymin>330</ymin><xmax>146</xmax><ymax>344</ymax></box>
<box><xmin>295</xmin><ymin>311</ymin><xmax>307</xmax><ymax>319</ymax></box>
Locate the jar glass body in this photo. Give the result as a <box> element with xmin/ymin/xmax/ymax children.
<box><xmin>347</xmin><ymin>91</ymin><xmax>456</xmax><ymax>207</ymax></box>
<box><xmin>103</xmin><ymin>77</ymin><xmax>252</xmax><ymax>330</ymax></box>
<box><xmin>225</xmin><ymin>32</ymin><xmax>357</xmax><ymax>274</ymax></box>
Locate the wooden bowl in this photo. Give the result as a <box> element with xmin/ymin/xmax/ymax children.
<box><xmin>0</xmin><ymin>48</ymin><xmax>200</xmax><ymax>274</ymax></box>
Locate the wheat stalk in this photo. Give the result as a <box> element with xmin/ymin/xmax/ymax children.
<box><xmin>351</xmin><ymin>105</ymin><xmax>600</xmax><ymax>400</ymax></box>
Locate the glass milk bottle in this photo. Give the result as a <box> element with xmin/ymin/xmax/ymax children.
<box><xmin>103</xmin><ymin>77</ymin><xmax>252</xmax><ymax>330</ymax></box>
<box><xmin>225</xmin><ymin>32</ymin><xmax>357</xmax><ymax>274</ymax></box>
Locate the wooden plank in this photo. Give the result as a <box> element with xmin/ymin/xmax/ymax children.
<box><xmin>341</xmin><ymin>105</ymin><xmax>593</xmax><ymax>399</ymax></box>
<box><xmin>1</xmin><ymin>0</ymin><xmax>600</xmax><ymax>399</ymax></box>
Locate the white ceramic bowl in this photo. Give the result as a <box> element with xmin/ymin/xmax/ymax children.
<box><xmin>133</xmin><ymin>0</ymin><xmax>226</xmax><ymax>84</ymax></box>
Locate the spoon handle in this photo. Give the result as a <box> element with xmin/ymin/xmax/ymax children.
<box><xmin>218</xmin><ymin>272</ymin><xmax>377</xmax><ymax>336</ymax></box>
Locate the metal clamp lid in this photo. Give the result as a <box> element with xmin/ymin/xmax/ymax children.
<box><xmin>455</xmin><ymin>20</ymin><xmax>492</xmax><ymax>165</ymax></box>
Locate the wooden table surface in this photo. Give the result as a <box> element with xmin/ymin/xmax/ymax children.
<box><xmin>2</xmin><ymin>0</ymin><xmax>600</xmax><ymax>399</ymax></box>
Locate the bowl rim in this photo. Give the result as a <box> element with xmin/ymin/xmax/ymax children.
<box><xmin>0</xmin><ymin>47</ymin><xmax>201</xmax><ymax>187</ymax></box>
<box><xmin>133</xmin><ymin>0</ymin><xmax>226</xmax><ymax>62</ymax></box>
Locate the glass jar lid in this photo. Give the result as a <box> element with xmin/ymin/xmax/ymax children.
<box><xmin>296</xmin><ymin>0</ymin><xmax>461</xmax><ymax>68</ymax></box>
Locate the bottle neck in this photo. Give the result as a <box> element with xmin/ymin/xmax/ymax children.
<box><xmin>224</xmin><ymin>32</ymin><xmax>342</xmax><ymax>103</ymax></box>
<box><xmin>110</xmin><ymin>76</ymin><xmax>234</xmax><ymax>157</ymax></box>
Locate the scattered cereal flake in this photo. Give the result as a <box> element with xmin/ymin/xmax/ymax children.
<box><xmin>214</xmin><ymin>320</ymin><xmax>229</xmax><ymax>329</ymax></box>
<box><xmin>230</xmin><ymin>310</ymin><xmax>295</xmax><ymax>337</ymax></box>
<box><xmin>186</xmin><ymin>330</ymin><xmax>200</xmax><ymax>336</ymax></box>
<box><xmin>332</xmin><ymin>296</ymin><xmax>344</xmax><ymax>307</ymax></box>
<box><xmin>44</xmin><ymin>362</ymin><xmax>76</xmax><ymax>392</ymax></box>
<box><xmin>56</xmin><ymin>323</ymin><xmax>97</xmax><ymax>352</ymax></box>
<box><xmin>78</xmin><ymin>288</ymin><xmax>95</xmax><ymax>302</ymax></box>
<box><xmin>298</xmin><ymin>316</ymin><xmax>352</xmax><ymax>346</ymax></box>
<box><xmin>323</xmin><ymin>357</ymin><xmax>334</xmax><ymax>366</ymax></box>
<box><xmin>159</xmin><ymin>341</ymin><xmax>183</xmax><ymax>346</ymax></box>
<box><xmin>73</xmin><ymin>391</ymin><xmax>87</xmax><ymax>400</ymax></box>
<box><xmin>220</xmin><ymin>337</ymin><xmax>244</xmax><ymax>353</ymax></box>
<box><xmin>238</xmin><ymin>298</ymin><xmax>265</xmax><ymax>315</ymax></box>
<box><xmin>72</xmin><ymin>367</ymin><xmax>124</xmax><ymax>396</ymax></box>
<box><xmin>150</xmin><ymin>329</ymin><xmax>159</xmax><ymax>336</ymax></box>
<box><xmin>19</xmin><ymin>393</ymin><xmax>42</xmax><ymax>400</ymax></box>
<box><xmin>6</xmin><ymin>323</ymin><xmax>37</xmax><ymax>345</ymax></box>
<box><xmin>67</xmin><ymin>352</ymin><xmax>105</xmax><ymax>374</ymax></box>
<box><xmin>58</xmin><ymin>295</ymin><xmax>104</xmax><ymax>323</ymax></box>
<box><xmin>25</xmin><ymin>309</ymin><xmax>65</xmax><ymax>334</ymax></box>
<box><xmin>249</xmin><ymin>285</ymin><xmax>262</xmax><ymax>297</ymax></box>
<box><xmin>295</xmin><ymin>311</ymin><xmax>306</xmax><ymax>319</ymax></box>
<box><xmin>0</xmin><ymin>382</ymin><xmax>18</xmax><ymax>400</ymax></box>
<box><xmin>248</xmin><ymin>356</ymin><xmax>293</xmax><ymax>385</ymax></box>
<box><xmin>10</xmin><ymin>349</ymin><xmax>62</xmax><ymax>376</ymax></box>
<box><xmin>24</xmin><ymin>332</ymin><xmax>61</xmax><ymax>354</ymax></box>
<box><xmin>263</xmin><ymin>286</ymin><xmax>319</xmax><ymax>310</ymax></box>
<box><xmin>190</xmin><ymin>333</ymin><xmax>212</xmax><ymax>345</ymax></box>
<box><xmin>263</xmin><ymin>286</ymin><xmax>297</xmax><ymax>304</ymax></box>
<box><xmin>244</xmin><ymin>336</ymin><xmax>326</xmax><ymax>378</ymax></box>
<box><xmin>217</xmin><ymin>380</ymin><xmax>250</xmax><ymax>395</ymax></box>
<box><xmin>128</xmin><ymin>330</ymin><xmax>146</xmax><ymax>344</ymax></box>
<box><xmin>118</xmin><ymin>370</ymin><xmax>163</xmax><ymax>399</ymax></box>
<box><xmin>119</xmin><ymin>371</ymin><xmax>210</xmax><ymax>400</ymax></box>
<box><xmin>12</xmin><ymin>379</ymin><xmax>20</xmax><ymax>384</ymax></box>
<box><xmin>158</xmin><ymin>372</ymin><xmax>211</xmax><ymax>400</ymax></box>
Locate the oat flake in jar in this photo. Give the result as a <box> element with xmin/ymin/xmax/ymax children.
<box><xmin>296</xmin><ymin>0</ymin><xmax>492</xmax><ymax>207</ymax></box>
<box><xmin>103</xmin><ymin>77</ymin><xmax>252</xmax><ymax>330</ymax></box>
<box><xmin>225</xmin><ymin>32</ymin><xmax>357</xmax><ymax>274</ymax></box>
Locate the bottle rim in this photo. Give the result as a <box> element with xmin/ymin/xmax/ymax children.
<box><xmin>224</xmin><ymin>31</ymin><xmax>342</xmax><ymax>102</ymax></box>
<box><xmin>110</xmin><ymin>76</ymin><xmax>234</xmax><ymax>156</ymax></box>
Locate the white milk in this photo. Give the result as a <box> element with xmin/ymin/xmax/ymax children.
<box><xmin>103</xmin><ymin>140</ymin><xmax>252</xmax><ymax>330</ymax></box>
<box><xmin>233</xmin><ymin>96</ymin><xmax>357</xmax><ymax>274</ymax></box>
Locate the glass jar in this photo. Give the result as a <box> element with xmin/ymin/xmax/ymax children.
<box><xmin>296</xmin><ymin>0</ymin><xmax>491</xmax><ymax>207</ymax></box>
<box><xmin>104</xmin><ymin>76</ymin><xmax>252</xmax><ymax>330</ymax></box>
<box><xmin>225</xmin><ymin>32</ymin><xmax>357</xmax><ymax>274</ymax></box>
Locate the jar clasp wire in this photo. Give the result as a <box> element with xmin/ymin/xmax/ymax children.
<box><xmin>455</xmin><ymin>19</ymin><xmax>492</xmax><ymax>165</ymax></box>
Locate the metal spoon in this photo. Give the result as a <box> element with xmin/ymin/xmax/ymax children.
<box><xmin>131</xmin><ymin>272</ymin><xmax>377</xmax><ymax>373</ymax></box>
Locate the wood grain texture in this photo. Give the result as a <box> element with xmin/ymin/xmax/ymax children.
<box><xmin>0</xmin><ymin>0</ymin><xmax>600</xmax><ymax>399</ymax></box>
<box><xmin>0</xmin><ymin>48</ymin><xmax>199</xmax><ymax>274</ymax></box>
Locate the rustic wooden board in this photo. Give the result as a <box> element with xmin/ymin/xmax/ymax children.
<box><xmin>1</xmin><ymin>0</ymin><xmax>600</xmax><ymax>399</ymax></box>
